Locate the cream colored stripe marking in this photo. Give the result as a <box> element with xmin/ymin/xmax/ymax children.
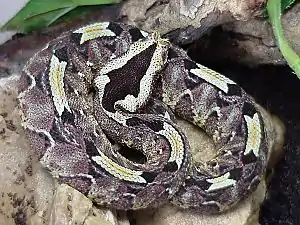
<box><xmin>73</xmin><ymin>22</ymin><xmax>116</xmax><ymax>44</ymax></box>
<box><xmin>244</xmin><ymin>113</ymin><xmax>261</xmax><ymax>157</ymax></box>
<box><xmin>206</xmin><ymin>172</ymin><xmax>236</xmax><ymax>192</ymax></box>
<box><xmin>190</xmin><ymin>63</ymin><xmax>236</xmax><ymax>93</ymax></box>
<box><xmin>92</xmin><ymin>151</ymin><xmax>146</xmax><ymax>183</ymax></box>
<box><xmin>49</xmin><ymin>54</ymin><xmax>70</xmax><ymax>116</ymax></box>
<box><xmin>157</xmin><ymin>122</ymin><xmax>185</xmax><ymax>169</ymax></box>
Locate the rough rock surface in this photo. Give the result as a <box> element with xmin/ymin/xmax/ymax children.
<box><xmin>120</xmin><ymin>0</ymin><xmax>266</xmax><ymax>43</ymax></box>
<box><xmin>49</xmin><ymin>184</ymin><xmax>121</xmax><ymax>225</ymax></box>
<box><xmin>198</xmin><ymin>2</ymin><xmax>300</xmax><ymax>66</ymax></box>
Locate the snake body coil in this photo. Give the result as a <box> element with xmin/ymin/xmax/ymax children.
<box><xmin>18</xmin><ymin>22</ymin><xmax>269</xmax><ymax>213</ymax></box>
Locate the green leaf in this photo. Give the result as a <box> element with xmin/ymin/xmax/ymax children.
<box><xmin>281</xmin><ymin>0</ymin><xmax>296</xmax><ymax>11</ymax></box>
<box><xmin>0</xmin><ymin>0</ymin><xmax>119</xmax><ymax>33</ymax></box>
<box><xmin>267</xmin><ymin>0</ymin><xmax>300</xmax><ymax>78</ymax></box>
<box><xmin>263</xmin><ymin>0</ymin><xmax>296</xmax><ymax>17</ymax></box>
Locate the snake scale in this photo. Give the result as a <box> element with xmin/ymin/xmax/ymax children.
<box><xmin>18</xmin><ymin>22</ymin><xmax>269</xmax><ymax>213</ymax></box>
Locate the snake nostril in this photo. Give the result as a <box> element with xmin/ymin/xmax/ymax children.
<box><xmin>208</xmin><ymin>161</ymin><xmax>218</xmax><ymax>168</ymax></box>
<box><xmin>118</xmin><ymin>145</ymin><xmax>147</xmax><ymax>164</ymax></box>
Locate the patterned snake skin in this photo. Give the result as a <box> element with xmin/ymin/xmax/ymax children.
<box><xmin>18</xmin><ymin>22</ymin><xmax>269</xmax><ymax>213</ymax></box>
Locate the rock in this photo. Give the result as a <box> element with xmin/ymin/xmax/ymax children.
<box><xmin>221</xmin><ymin>2</ymin><xmax>300</xmax><ymax>66</ymax></box>
<box><xmin>48</xmin><ymin>184</ymin><xmax>92</xmax><ymax>225</ymax></box>
<box><xmin>121</xmin><ymin>0</ymin><xmax>266</xmax><ymax>44</ymax></box>
<box><xmin>83</xmin><ymin>207</ymin><xmax>119</xmax><ymax>225</ymax></box>
<box><xmin>48</xmin><ymin>184</ymin><xmax>119</xmax><ymax>225</ymax></box>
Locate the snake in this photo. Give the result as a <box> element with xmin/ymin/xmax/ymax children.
<box><xmin>17</xmin><ymin>22</ymin><xmax>269</xmax><ymax>213</ymax></box>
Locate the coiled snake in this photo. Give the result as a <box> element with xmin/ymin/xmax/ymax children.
<box><xmin>18</xmin><ymin>22</ymin><xmax>269</xmax><ymax>213</ymax></box>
